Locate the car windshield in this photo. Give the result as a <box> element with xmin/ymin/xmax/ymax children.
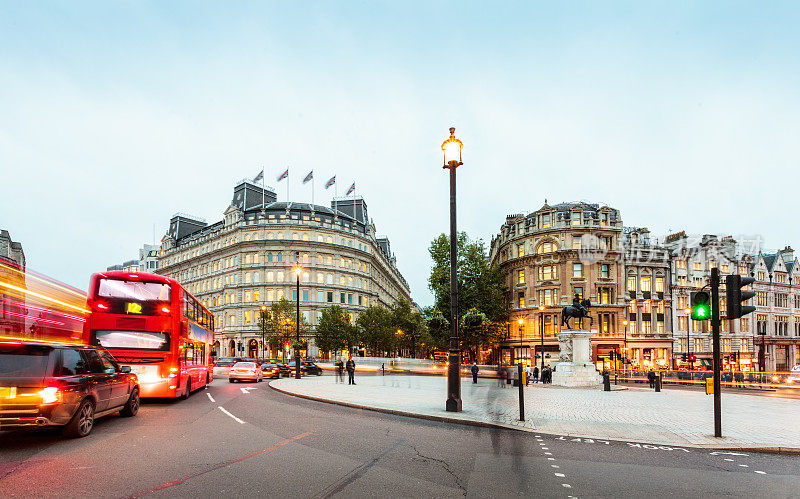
<box><xmin>98</xmin><ymin>279</ymin><xmax>171</xmax><ymax>301</ymax></box>
<box><xmin>0</xmin><ymin>345</ymin><xmax>52</xmax><ymax>377</ymax></box>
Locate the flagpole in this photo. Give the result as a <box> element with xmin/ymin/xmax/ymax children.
<box><xmin>312</xmin><ymin>175</ymin><xmax>315</xmax><ymax>207</ymax></box>
<box><xmin>287</xmin><ymin>167</ymin><xmax>289</xmax><ymax>203</ymax></box>
<box><xmin>261</xmin><ymin>168</ymin><xmax>265</xmax><ymax>210</ymax></box>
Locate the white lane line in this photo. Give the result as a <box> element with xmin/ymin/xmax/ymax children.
<box><xmin>562</xmin><ymin>483</ymin><xmax>572</xmax><ymax>488</ymax></box>
<box><xmin>554</xmin><ymin>473</ymin><xmax>565</xmax><ymax>477</ymax></box>
<box><xmin>739</xmin><ymin>464</ymin><xmax>749</xmax><ymax>468</ymax></box>
<box><xmin>218</xmin><ymin>406</ymin><xmax>245</xmax><ymax>424</ymax></box>
<box><xmin>535</xmin><ymin>435</ymin><xmax>541</xmax><ymax>438</ymax></box>
<box><xmin>551</xmin><ymin>465</ymin><xmax>560</xmax><ymax>468</ymax></box>
<box><xmin>547</xmin><ymin>457</ymin><xmax>555</xmax><ymax>461</ymax></box>
<box><xmin>542</xmin><ymin>447</ymin><xmax>549</xmax><ymax>450</ymax></box>
<box><xmin>754</xmin><ymin>471</ymin><xmax>767</xmax><ymax>475</ymax></box>
<box><xmin>724</xmin><ymin>458</ymin><xmax>734</xmax><ymax>462</ymax></box>
<box><xmin>206</xmin><ymin>392</ymin><xmax>216</xmax><ymax>403</ymax></box>
<box><xmin>545</xmin><ymin>452</ymin><xmax>552</xmax><ymax>455</ymax></box>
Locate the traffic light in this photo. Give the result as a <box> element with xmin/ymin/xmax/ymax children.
<box><xmin>690</xmin><ymin>291</ymin><xmax>711</xmax><ymax>321</ymax></box>
<box><xmin>681</xmin><ymin>353</ymin><xmax>687</xmax><ymax>362</ymax></box>
<box><xmin>726</xmin><ymin>274</ymin><xmax>756</xmax><ymax>319</ymax></box>
<box><xmin>688</xmin><ymin>354</ymin><xmax>696</xmax><ymax>363</ymax></box>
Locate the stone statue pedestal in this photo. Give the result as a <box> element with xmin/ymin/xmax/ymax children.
<box><xmin>551</xmin><ymin>329</ymin><xmax>602</xmax><ymax>387</ymax></box>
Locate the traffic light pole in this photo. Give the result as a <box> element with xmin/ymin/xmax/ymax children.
<box><xmin>710</xmin><ymin>268</ymin><xmax>722</xmax><ymax>438</ymax></box>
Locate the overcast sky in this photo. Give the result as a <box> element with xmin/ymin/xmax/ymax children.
<box><xmin>2</xmin><ymin>1</ymin><xmax>799</xmax><ymax>306</ymax></box>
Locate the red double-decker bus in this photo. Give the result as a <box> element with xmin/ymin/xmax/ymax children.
<box><xmin>83</xmin><ymin>271</ymin><xmax>213</xmax><ymax>398</ymax></box>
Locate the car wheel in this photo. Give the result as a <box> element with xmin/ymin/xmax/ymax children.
<box><xmin>229</xmin><ymin>378</ymin><xmax>235</xmax><ymax>383</ymax></box>
<box><xmin>180</xmin><ymin>380</ymin><xmax>191</xmax><ymax>400</ymax></box>
<box><xmin>63</xmin><ymin>398</ymin><xmax>95</xmax><ymax>438</ymax></box>
<box><xmin>120</xmin><ymin>387</ymin><xmax>140</xmax><ymax>417</ymax></box>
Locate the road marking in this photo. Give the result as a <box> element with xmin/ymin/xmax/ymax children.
<box><xmin>739</xmin><ymin>464</ymin><xmax>749</xmax><ymax>468</ymax></box>
<box><xmin>562</xmin><ymin>484</ymin><xmax>572</xmax><ymax>488</ymax></box>
<box><xmin>709</xmin><ymin>451</ymin><xmax>749</xmax><ymax>456</ymax></box>
<box><xmin>547</xmin><ymin>457</ymin><xmax>555</xmax><ymax>461</ymax></box>
<box><xmin>206</xmin><ymin>392</ymin><xmax>215</xmax><ymax>403</ymax></box>
<box><xmin>542</xmin><ymin>447</ymin><xmax>549</xmax><ymax>450</ymax></box>
<box><xmin>724</xmin><ymin>458</ymin><xmax>734</xmax><ymax>462</ymax></box>
<box><xmin>127</xmin><ymin>432</ymin><xmax>313</xmax><ymax>498</ymax></box>
<box><xmin>554</xmin><ymin>473</ymin><xmax>565</xmax><ymax>477</ymax></box>
<box><xmin>218</xmin><ymin>406</ymin><xmax>245</xmax><ymax>424</ymax></box>
<box><xmin>754</xmin><ymin>471</ymin><xmax>766</xmax><ymax>475</ymax></box>
<box><xmin>544</xmin><ymin>452</ymin><xmax>552</xmax><ymax>455</ymax></box>
<box><xmin>240</xmin><ymin>387</ymin><xmax>256</xmax><ymax>394</ymax></box>
<box><xmin>551</xmin><ymin>465</ymin><xmax>560</xmax><ymax>468</ymax></box>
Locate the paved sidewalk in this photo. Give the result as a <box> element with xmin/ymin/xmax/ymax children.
<box><xmin>270</xmin><ymin>375</ymin><xmax>800</xmax><ymax>451</ymax></box>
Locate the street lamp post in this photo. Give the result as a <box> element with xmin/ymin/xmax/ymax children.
<box><xmin>442</xmin><ymin>127</ymin><xmax>463</xmax><ymax>412</ymax></box>
<box><xmin>260</xmin><ymin>305</ymin><xmax>268</xmax><ymax>359</ymax></box>
<box><xmin>518</xmin><ymin>317</ymin><xmax>524</xmax><ymax>366</ymax></box>
<box><xmin>684</xmin><ymin>307</ymin><xmax>692</xmax><ymax>370</ymax></box>
<box><xmin>294</xmin><ymin>260</ymin><xmax>302</xmax><ymax>380</ymax></box>
<box><xmin>622</xmin><ymin>319</ymin><xmax>628</xmax><ymax>379</ymax></box>
<box><xmin>538</xmin><ymin>305</ymin><xmax>545</xmax><ymax>376</ymax></box>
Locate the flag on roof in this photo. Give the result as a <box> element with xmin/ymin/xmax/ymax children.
<box><xmin>302</xmin><ymin>170</ymin><xmax>314</xmax><ymax>184</ymax></box>
<box><xmin>325</xmin><ymin>176</ymin><xmax>336</xmax><ymax>189</ymax></box>
<box><xmin>277</xmin><ymin>169</ymin><xmax>289</xmax><ymax>182</ymax></box>
<box><xmin>346</xmin><ymin>182</ymin><xmax>355</xmax><ymax>195</ymax></box>
<box><xmin>253</xmin><ymin>169</ymin><xmax>264</xmax><ymax>183</ymax></box>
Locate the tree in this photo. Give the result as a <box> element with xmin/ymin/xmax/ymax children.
<box><xmin>428</xmin><ymin>232</ymin><xmax>508</xmax><ymax>361</ymax></box>
<box><xmin>316</xmin><ymin>305</ymin><xmax>358</xmax><ymax>355</ymax></box>
<box><xmin>356</xmin><ymin>305</ymin><xmax>393</xmax><ymax>356</ymax></box>
<box><xmin>260</xmin><ymin>298</ymin><xmax>310</xmax><ymax>355</ymax></box>
<box><xmin>389</xmin><ymin>298</ymin><xmax>425</xmax><ymax>358</ymax></box>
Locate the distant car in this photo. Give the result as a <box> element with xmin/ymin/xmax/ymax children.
<box><xmin>267</xmin><ymin>359</ymin><xmax>291</xmax><ymax>377</ymax></box>
<box><xmin>228</xmin><ymin>362</ymin><xmax>263</xmax><ymax>383</ymax></box>
<box><xmin>259</xmin><ymin>362</ymin><xmax>283</xmax><ymax>379</ymax></box>
<box><xmin>213</xmin><ymin>357</ymin><xmax>244</xmax><ymax>377</ymax></box>
<box><xmin>0</xmin><ymin>340</ymin><xmax>140</xmax><ymax>438</ymax></box>
<box><xmin>787</xmin><ymin>365</ymin><xmax>800</xmax><ymax>384</ymax></box>
<box><xmin>288</xmin><ymin>360</ymin><xmax>323</xmax><ymax>376</ymax></box>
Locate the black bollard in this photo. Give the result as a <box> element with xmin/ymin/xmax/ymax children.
<box><xmin>655</xmin><ymin>373</ymin><xmax>661</xmax><ymax>392</ymax></box>
<box><xmin>603</xmin><ymin>372</ymin><xmax>611</xmax><ymax>391</ymax></box>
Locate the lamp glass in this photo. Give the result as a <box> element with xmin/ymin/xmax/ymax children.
<box><xmin>443</xmin><ymin>140</ymin><xmax>461</xmax><ymax>164</ymax></box>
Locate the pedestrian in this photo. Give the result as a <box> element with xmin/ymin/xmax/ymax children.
<box><xmin>335</xmin><ymin>357</ymin><xmax>344</xmax><ymax>383</ymax></box>
<box><xmin>647</xmin><ymin>369</ymin><xmax>656</xmax><ymax>389</ymax></box>
<box><xmin>381</xmin><ymin>362</ymin><xmax>385</xmax><ymax>376</ymax></box>
<box><xmin>346</xmin><ymin>356</ymin><xmax>356</xmax><ymax>385</ymax></box>
<box><xmin>471</xmin><ymin>363</ymin><xmax>479</xmax><ymax>384</ymax></box>
<box><xmin>497</xmin><ymin>364</ymin><xmax>506</xmax><ymax>387</ymax></box>
<box><xmin>533</xmin><ymin>365</ymin><xmax>539</xmax><ymax>384</ymax></box>
<box><xmin>525</xmin><ymin>365</ymin><xmax>532</xmax><ymax>386</ymax></box>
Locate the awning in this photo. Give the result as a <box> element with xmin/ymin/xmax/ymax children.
<box><xmin>699</xmin><ymin>359</ymin><xmax>712</xmax><ymax>367</ymax></box>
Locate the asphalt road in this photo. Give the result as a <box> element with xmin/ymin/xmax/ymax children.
<box><xmin>1</xmin><ymin>375</ymin><xmax>799</xmax><ymax>498</ymax></box>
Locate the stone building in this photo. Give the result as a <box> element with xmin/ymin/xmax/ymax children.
<box><xmin>157</xmin><ymin>179</ymin><xmax>411</xmax><ymax>359</ymax></box>
<box><xmin>749</xmin><ymin>246</ymin><xmax>800</xmax><ymax>372</ymax></box>
<box><xmin>621</xmin><ymin>227</ymin><xmax>674</xmax><ymax>369</ymax></box>
<box><xmin>107</xmin><ymin>244</ymin><xmax>160</xmax><ymax>273</ymax></box>
<box><xmin>489</xmin><ymin>202</ymin><xmax>625</xmax><ymax>366</ymax></box>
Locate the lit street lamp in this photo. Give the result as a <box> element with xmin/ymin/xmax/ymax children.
<box><xmin>260</xmin><ymin>304</ymin><xmax>268</xmax><ymax>359</ymax></box>
<box><xmin>684</xmin><ymin>307</ymin><xmax>692</xmax><ymax>370</ymax></box>
<box><xmin>517</xmin><ymin>317</ymin><xmax>524</xmax><ymax>366</ymax></box>
<box><xmin>294</xmin><ymin>256</ymin><xmax>302</xmax><ymax>380</ymax></box>
<box><xmin>442</xmin><ymin>127</ymin><xmax>463</xmax><ymax>412</ymax></box>
<box><xmin>538</xmin><ymin>305</ymin><xmax>545</xmax><ymax>376</ymax></box>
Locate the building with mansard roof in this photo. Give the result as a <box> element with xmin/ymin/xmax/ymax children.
<box><xmin>156</xmin><ymin>179</ymin><xmax>411</xmax><ymax>359</ymax></box>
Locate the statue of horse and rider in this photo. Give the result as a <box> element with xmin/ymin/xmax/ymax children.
<box><xmin>561</xmin><ymin>294</ymin><xmax>593</xmax><ymax>329</ymax></box>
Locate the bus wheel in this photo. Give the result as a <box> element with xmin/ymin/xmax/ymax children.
<box><xmin>180</xmin><ymin>380</ymin><xmax>191</xmax><ymax>400</ymax></box>
<box><xmin>206</xmin><ymin>373</ymin><xmax>210</xmax><ymax>385</ymax></box>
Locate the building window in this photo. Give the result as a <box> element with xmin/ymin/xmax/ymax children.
<box><xmin>348</xmin><ymin>294</ymin><xmax>353</xmax><ymax>304</ymax></box>
<box><xmin>518</xmin><ymin>270</ymin><xmax>525</xmax><ymax>284</ymax></box>
<box><xmin>657</xmin><ymin>321</ymin><xmax>664</xmax><ymax>334</ymax></box>
<box><xmin>572</xmin><ymin>236</ymin><xmax>581</xmax><ymax>250</ymax></box>
<box><xmin>657</xmin><ymin>301</ymin><xmax>664</xmax><ymax>314</ymax></box>
<box><xmin>676</xmin><ymin>260</ymin><xmax>686</xmax><ymax>269</ymax></box>
<box><xmin>721</xmin><ymin>264</ymin><xmax>729</xmax><ymax>273</ymax></box>
<box><xmin>518</xmin><ymin>292</ymin><xmax>525</xmax><ymax>308</ymax></box>
<box><xmin>722</xmin><ymin>338</ymin><xmax>731</xmax><ymax>352</ymax></box>
<box><xmin>541</xmin><ymin>214</ymin><xmax>551</xmax><ymax>229</ymax></box>
<box><xmin>537</xmin><ymin>242</ymin><xmax>556</xmax><ymax>254</ymax></box>
<box><xmin>678</xmin><ymin>316</ymin><xmax>687</xmax><ymax>331</ymax></box>
<box><xmin>640</xmin><ymin>276</ymin><xmax>651</xmax><ymax>293</ymax></box>
<box><xmin>757</xmin><ymin>271</ymin><xmax>766</xmax><ymax>281</ymax></box>
<box><xmin>740</xmin><ymin>318</ymin><xmax>749</xmax><ymax>332</ymax></box>
<box><xmin>340</xmin><ymin>292</ymin><xmax>345</xmax><ymax>303</ymax></box>
<box><xmin>757</xmin><ymin>292</ymin><xmax>767</xmax><ymax>306</ymax></box>
<box><xmin>598</xmin><ymin>287</ymin><xmax>611</xmax><ymax>304</ymax></box>
<box><xmin>694</xmin><ymin>338</ymin><xmax>703</xmax><ymax>353</ymax></box>
<box><xmin>777</xmin><ymin>293</ymin><xmax>788</xmax><ymax>308</ymax></box>
<box><xmin>302</xmin><ymin>290</ymin><xmax>309</xmax><ymax>301</ymax></box>
<box><xmin>572</xmin><ymin>263</ymin><xmax>583</xmax><ymax>278</ymax></box>
<box><xmin>775</xmin><ymin>273</ymin><xmax>787</xmax><ymax>284</ymax></box>
<box><xmin>627</xmin><ymin>276</ymin><xmax>636</xmax><ymax>292</ymax></box>
<box><xmin>538</xmin><ymin>265</ymin><xmax>557</xmax><ymax>280</ymax></box>
<box><xmin>600</xmin><ymin>263</ymin><xmax>610</xmax><ymax>278</ymax></box>
<box><xmin>539</xmin><ymin>289</ymin><xmax>557</xmax><ymax>306</ymax></box>
<box><xmin>628</xmin><ymin>300</ymin><xmax>636</xmax><ymax>313</ymax></box>
<box><xmin>693</xmin><ymin>262</ymin><xmax>702</xmax><ymax>271</ymax></box>
<box><xmin>740</xmin><ymin>338</ymin><xmax>748</xmax><ymax>352</ymax></box>
<box><xmin>573</xmin><ymin>287</ymin><xmax>583</xmax><ymax>300</ymax></box>
<box><xmin>327</xmin><ymin>291</ymin><xmax>333</xmax><ymax>303</ymax></box>
<box><xmin>643</xmin><ymin>300</ymin><xmax>651</xmax><ymax>313</ymax></box>
<box><xmin>654</xmin><ymin>277</ymin><xmax>664</xmax><ymax>293</ymax></box>
<box><xmin>517</xmin><ymin>243</ymin><xmax>525</xmax><ymax>258</ymax></box>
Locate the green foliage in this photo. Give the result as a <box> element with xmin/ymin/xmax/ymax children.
<box><xmin>258</xmin><ymin>298</ymin><xmax>310</xmax><ymax>350</ymax></box>
<box><xmin>356</xmin><ymin>305</ymin><xmax>394</xmax><ymax>356</ymax></box>
<box><xmin>389</xmin><ymin>298</ymin><xmax>426</xmax><ymax>357</ymax></box>
<box><xmin>315</xmin><ymin>305</ymin><xmax>358</xmax><ymax>353</ymax></box>
<box><xmin>428</xmin><ymin>232</ymin><xmax>508</xmax><ymax>359</ymax></box>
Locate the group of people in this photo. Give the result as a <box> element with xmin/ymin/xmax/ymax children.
<box><xmin>334</xmin><ymin>357</ymin><xmax>357</xmax><ymax>385</ymax></box>
<box><xmin>484</xmin><ymin>363</ymin><xmax>554</xmax><ymax>386</ymax></box>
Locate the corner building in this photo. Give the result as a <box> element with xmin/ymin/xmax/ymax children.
<box><xmin>157</xmin><ymin>179</ymin><xmax>411</xmax><ymax>359</ymax></box>
<box><xmin>489</xmin><ymin>202</ymin><xmax>625</xmax><ymax>366</ymax></box>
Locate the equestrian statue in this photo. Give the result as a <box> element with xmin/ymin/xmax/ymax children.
<box><xmin>561</xmin><ymin>293</ymin><xmax>593</xmax><ymax>329</ymax></box>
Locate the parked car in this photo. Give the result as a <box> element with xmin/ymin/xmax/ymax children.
<box><xmin>0</xmin><ymin>340</ymin><xmax>140</xmax><ymax>438</ymax></box>
<box><xmin>228</xmin><ymin>362</ymin><xmax>263</xmax><ymax>383</ymax></box>
<box><xmin>259</xmin><ymin>362</ymin><xmax>283</xmax><ymax>379</ymax></box>
<box><xmin>267</xmin><ymin>359</ymin><xmax>291</xmax><ymax>377</ymax></box>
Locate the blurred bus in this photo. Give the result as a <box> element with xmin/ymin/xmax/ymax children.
<box><xmin>84</xmin><ymin>271</ymin><xmax>213</xmax><ymax>398</ymax></box>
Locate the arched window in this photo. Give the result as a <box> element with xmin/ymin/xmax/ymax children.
<box><xmin>267</xmin><ymin>252</ymin><xmax>273</xmax><ymax>263</ymax></box>
<box><xmin>536</xmin><ymin>241</ymin><xmax>557</xmax><ymax>254</ymax></box>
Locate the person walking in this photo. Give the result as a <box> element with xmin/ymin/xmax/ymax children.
<box><xmin>335</xmin><ymin>357</ymin><xmax>344</xmax><ymax>383</ymax></box>
<box><xmin>497</xmin><ymin>364</ymin><xmax>506</xmax><ymax>387</ymax></box>
<box><xmin>533</xmin><ymin>365</ymin><xmax>539</xmax><ymax>384</ymax></box>
<box><xmin>471</xmin><ymin>363</ymin><xmax>479</xmax><ymax>384</ymax></box>
<box><xmin>346</xmin><ymin>356</ymin><xmax>356</xmax><ymax>385</ymax></box>
<box><xmin>647</xmin><ymin>369</ymin><xmax>656</xmax><ymax>389</ymax></box>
